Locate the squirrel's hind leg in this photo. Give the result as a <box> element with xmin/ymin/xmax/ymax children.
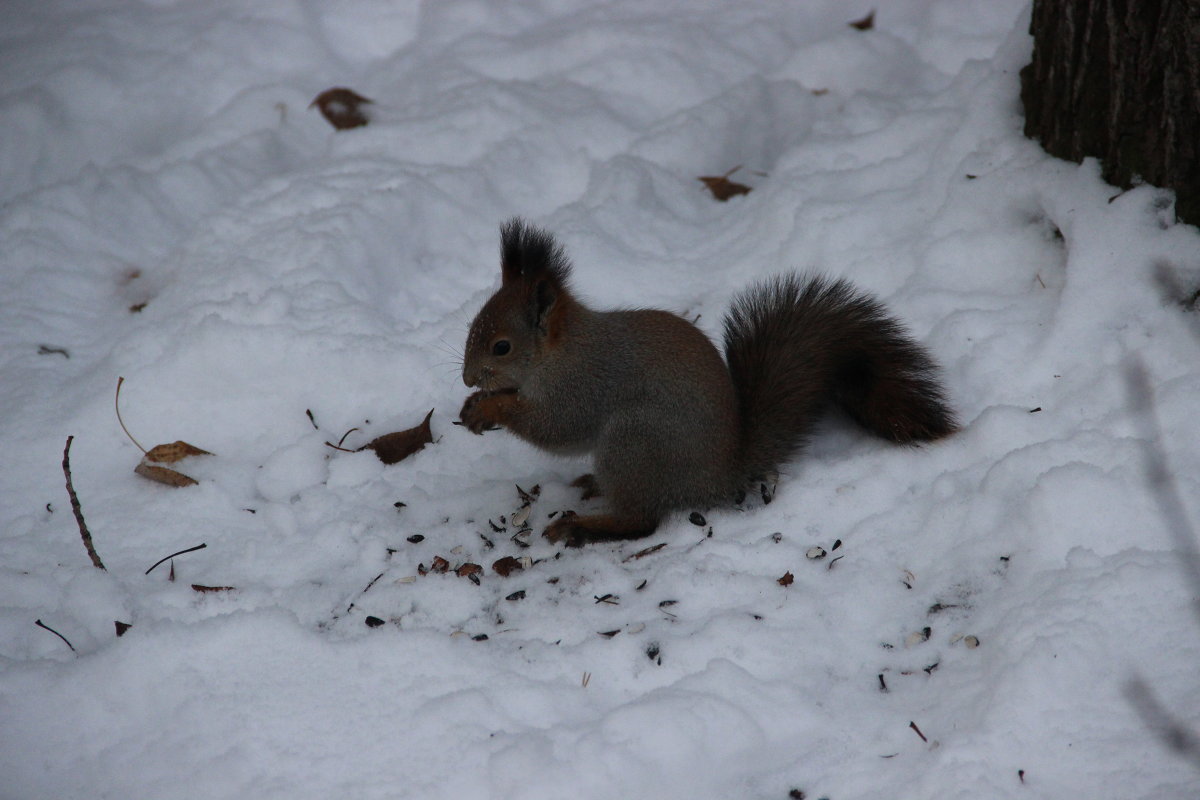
<box><xmin>544</xmin><ymin>513</ymin><xmax>657</xmax><ymax>547</ymax></box>
<box><xmin>570</xmin><ymin>473</ymin><xmax>603</xmax><ymax>500</ymax></box>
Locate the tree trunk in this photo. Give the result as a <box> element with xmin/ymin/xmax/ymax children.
<box><xmin>1020</xmin><ymin>0</ymin><xmax>1200</xmax><ymax>225</ymax></box>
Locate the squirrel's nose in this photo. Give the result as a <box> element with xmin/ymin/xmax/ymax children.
<box><xmin>463</xmin><ymin>363</ymin><xmax>491</xmax><ymax>388</ymax></box>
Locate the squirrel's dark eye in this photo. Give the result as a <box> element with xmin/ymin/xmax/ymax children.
<box><xmin>492</xmin><ymin>340</ymin><xmax>511</xmax><ymax>356</ymax></box>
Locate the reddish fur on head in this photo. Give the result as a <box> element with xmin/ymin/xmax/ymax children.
<box><xmin>462</xmin><ymin>219</ymin><xmax>576</xmax><ymax>391</ymax></box>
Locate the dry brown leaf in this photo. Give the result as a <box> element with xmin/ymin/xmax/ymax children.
<box><xmin>310</xmin><ymin>87</ymin><xmax>373</xmax><ymax>130</ymax></box>
<box><xmin>778</xmin><ymin>571</ymin><xmax>795</xmax><ymax>587</ymax></box>
<box><xmin>849</xmin><ymin>10</ymin><xmax>875</xmax><ymax>30</ymax></box>
<box><xmin>456</xmin><ymin>562</ymin><xmax>483</xmax><ymax>579</ymax></box>
<box><xmin>359</xmin><ymin>408</ymin><xmax>434</xmax><ymax>465</ymax></box>
<box><xmin>134</xmin><ymin>462</ymin><xmax>198</xmax><ymax>488</ymax></box>
<box><xmin>144</xmin><ymin>440</ymin><xmax>213</xmax><ymax>463</ymax></box>
<box><xmin>116</xmin><ymin>378</ymin><xmax>212</xmax><ymax>488</ymax></box>
<box><xmin>492</xmin><ymin>555</ymin><xmax>524</xmax><ymax>577</ymax></box>
<box><xmin>698</xmin><ymin>166</ymin><xmax>753</xmax><ymax>201</ymax></box>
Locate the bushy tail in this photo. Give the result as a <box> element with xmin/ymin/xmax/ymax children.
<box><xmin>723</xmin><ymin>274</ymin><xmax>957</xmax><ymax>479</ymax></box>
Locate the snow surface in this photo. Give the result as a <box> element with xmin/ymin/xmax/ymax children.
<box><xmin>2</xmin><ymin>1</ymin><xmax>1199</xmax><ymax>798</ymax></box>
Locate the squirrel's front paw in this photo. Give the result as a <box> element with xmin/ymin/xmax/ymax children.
<box><xmin>458</xmin><ymin>390</ymin><xmax>515</xmax><ymax>434</ymax></box>
<box><xmin>458</xmin><ymin>391</ymin><xmax>490</xmax><ymax>434</ymax></box>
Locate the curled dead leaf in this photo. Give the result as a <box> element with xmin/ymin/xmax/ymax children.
<box><xmin>492</xmin><ymin>555</ymin><xmax>524</xmax><ymax>577</ymax></box>
<box><xmin>778</xmin><ymin>571</ymin><xmax>795</xmax><ymax>587</ymax></box>
<box><xmin>359</xmin><ymin>409</ymin><xmax>434</xmax><ymax>465</ymax></box>
<box><xmin>849</xmin><ymin>10</ymin><xmax>876</xmax><ymax>30</ymax></box>
<box><xmin>310</xmin><ymin>87</ymin><xmax>373</xmax><ymax>130</ymax></box>
<box><xmin>134</xmin><ymin>462</ymin><xmax>198</xmax><ymax>488</ymax></box>
<box><xmin>144</xmin><ymin>440</ymin><xmax>213</xmax><ymax>463</ymax></box>
<box><xmin>699</xmin><ymin>166</ymin><xmax>753</xmax><ymax>201</ymax></box>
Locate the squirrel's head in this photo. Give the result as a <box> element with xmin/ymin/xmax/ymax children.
<box><xmin>463</xmin><ymin>218</ymin><xmax>573</xmax><ymax>391</ymax></box>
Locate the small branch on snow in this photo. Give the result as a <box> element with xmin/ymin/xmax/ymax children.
<box><xmin>35</xmin><ymin>619</ymin><xmax>76</xmax><ymax>652</ymax></box>
<box><xmin>63</xmin><ymin>436</ymin><xmax>105</xmax><ymax>570</ymax></box>
<box><xmin>145</xmin><ymin>543</ymin><xmax>207</xmax><ymax>575</ymax></box>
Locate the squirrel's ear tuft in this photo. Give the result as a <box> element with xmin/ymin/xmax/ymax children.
<box><xmin>500</xmin><ymin>218</ymin><xmax>572</xmax><ymax>287</ymax></box>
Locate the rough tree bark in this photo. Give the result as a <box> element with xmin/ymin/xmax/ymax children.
<box><xmin>1020</xmin><ymin>0</ymin><xmax>1200</xmax><ymax>225</ymax></box>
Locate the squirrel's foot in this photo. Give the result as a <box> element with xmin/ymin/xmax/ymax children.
<box><xmin>569</xmin><ymin>473</ymin><xmax>602</xmax><ymax>500</ymax></box>
<box><xmin>543</xmin><ymin>512</ymin><xmax>657</xmax><ymax>547</ymax></box>
<box><xmin>458</xmin><ymin>389</ymin><xmax>516</xmax><ymax>434</ymax></box>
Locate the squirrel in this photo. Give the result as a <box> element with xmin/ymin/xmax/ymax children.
<box><xmin>459</xmin><ymin>218</ymin><xmax>957</xmax><ymax>547</ymax></box>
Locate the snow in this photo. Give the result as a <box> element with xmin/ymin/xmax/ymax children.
<box><xmin>2</xmin><ymin>1</ymin><xmax>1199</xmax><ymax>798</ymax></box>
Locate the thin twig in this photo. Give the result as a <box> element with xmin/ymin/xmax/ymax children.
<box><xmin>622</xmin><ymin>542</ymin><xmax>667</xmax><ymax>562</ymax></box>
<box><xmin>114</xmin><ymin>377</ymin><xmax>147</xmax><ymax>454</ymax></box>
<box><xmin>345</xmin><ymin>571</ymin><xmax>386</xmax><ymax>613</ymax></box>
<box><xmin>35</xmin><ymin>619</ymin><xmax>76</xmax><ymax>652</ymax></box>
<box><xmin>324</xmin><ymin>427</ymin><xmax>361</xmax><ymax>453</ymax></box>
<box><xmin>63</xmin><ymin>436</ymin><xmax>105</xmax><ymax>570</ymax></box>
<box><xmin>145</xmin><ymin>543</ymin><xmax>207</xmax><ymax>575</ymax></box>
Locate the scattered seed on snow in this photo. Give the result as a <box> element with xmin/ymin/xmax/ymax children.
<box><xmin>511</xmin><ymin>505</ymin><xmax>531</xmax><ymax>527</ymax></box>
<box><xmin>905</xmin><ymin>627</ymin><xmax>931</xmax><ymax>647</ymax></box>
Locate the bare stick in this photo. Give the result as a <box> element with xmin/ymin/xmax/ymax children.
<box><xmin>145</xmin><ymin>543</ymin><xmax>207</xmax><ymax>575</ymax></box>
<box><xmin>344</xmin><ymin>571</ymin><xmax>386</xmax><ymax>613</ymax></box>
<box><xmin>63</xmin><ymin>436</ymin><xmax>105</xmax><ymax>570</ymax></box>
<box><xmin>114</xmin><ymin>376</ymin><xmax>147</xmax><ymax>454</ymax></box>
<box><xmin>908</xmin><ymin>721</ymin><xmax>928</xmax><ymax>743</ymax></box>
<box><xmin>35</xmin><ymin>619</ymin><xmax>76</xmax><ymax>652</ymax></box>
<box><xmin>324</xmin><ymin>427</ymin><xmax>361</xmax><ymax>453</ymax></box>
<box><xmin>623</xmin><ymin>542</ymin><xmax>667</xmax><ymax>562</ymax></box>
